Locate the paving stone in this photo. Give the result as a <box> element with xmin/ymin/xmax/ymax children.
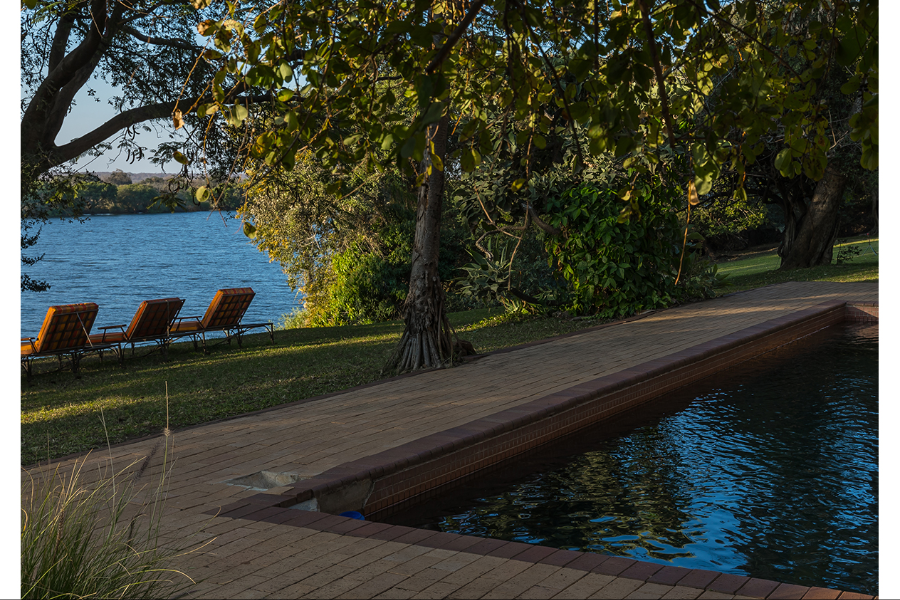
<box><xmin>660</xmin><ymin>586</ymin><xmax>704</xmax><ymax>599</ymax></box>
<box><xmin>481</xmin><ymin>564</ymin><xmax>562</xmax><ymax>599</ymax></box>
<box><xmin>588</xmin><ymin>577</ymin><xmax>645</xmax><ymax>599</ymax></box>
<box><xmin>768</xmin><ymin>583</ymin><xmax>812</xmax><ymax>599</ymax></box>
<box><xmin>411</xmin><ymin>580</ymin><xmax>468</xmax><ymax>599</ymax></box>
<box><xmin>336</xmin><ymin>572</ymin><xmax>409</xmax><ymax>599</ymax></box>
<box><xmin>800</xmin><ymin>588</ymin><xmax>841</xmax><ymax>600</ymax></box>
<box><xmin>391</xmin><ymin>568</ymin><xmax>452</xmax><ymax>593</ymax></box>
<box><xmin>624</xmin><ymin>583</ymin><xmax>681</xmax><ymax>599</ymax></box>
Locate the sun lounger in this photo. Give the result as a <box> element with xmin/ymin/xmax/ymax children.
<box><xmin>88</xmin><ymin>297</ymin><xmax>185</xmax><ymax>362</ymax></box>
<box><xmin>21</xmin><ymin>303</ymin><xmax>113</xmax><ymax>379</ymax></box>
<box><xmin>169</xmin><ymin>288</ymin><xmax>274</xmax><ymax>352</ymax></box>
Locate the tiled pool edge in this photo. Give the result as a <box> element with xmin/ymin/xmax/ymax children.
<box><xmin>208</xmin><ymin>300</ymin><xmax>878</xmax><ymax>599</ymax></box>
<box><xmin>219</xmin><ymin>300</ymin><xmax>875</xmax><ymax>516</ymax></box>
<box><xmin>199</xmin><ymin>506</ymin><xmax>870</xmax><ymax>599</ymax></box>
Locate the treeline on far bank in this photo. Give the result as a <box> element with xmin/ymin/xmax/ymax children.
<box><xmin>76</xmin><ymin>169</ymin><xmax>243</xmax><ymax>214</ymax></box>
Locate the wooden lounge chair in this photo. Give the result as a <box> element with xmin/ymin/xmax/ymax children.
<box><xmin>88</xmin><ymin>297</ymin><xmax>185</xmax><ymax>362</ymax></box>
<box><xmin>21</xmin><ymin>303</ymin><xmax>113</xmax><ymax>379</ymax></box>
<box><xmin>169</xmin><ymin>288</ymin><xmax>274</xmax><ymax>352</ymax></box>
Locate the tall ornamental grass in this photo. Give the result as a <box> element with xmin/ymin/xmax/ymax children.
<box><xmin>22</xmin><ymin>407</ymin><xmax>198</xmax><ymax>599</ymax></box>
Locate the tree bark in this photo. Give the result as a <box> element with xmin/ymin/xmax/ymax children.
<box><xmin>778</xmin><ymin>163</ymin><xmax>847</xmax><ymax>269</ymax></box>
<box><xmin>383</xmin><ymin>115</ymin><xmax>458</xmax><ymax>374</ymax></box>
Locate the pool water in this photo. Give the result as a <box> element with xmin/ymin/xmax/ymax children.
<box><xmin>380</xmin><ymin>323</ymin><xmax>878</xmax><ymax>595</ymax></box>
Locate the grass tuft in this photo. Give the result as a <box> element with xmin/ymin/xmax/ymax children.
<box><xmin>21</xmin><ymin>424</ymin><xmax>198</xmax><ymax>599</ymax></box>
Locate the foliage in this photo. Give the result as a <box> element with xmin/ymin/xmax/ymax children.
<box><xmin>834</xmin><ymin>238</ymin><xmax>863</xmax><ymax>265</ymax></box>
<box><xmin>453</xmin><ymin>234</ymin><xmax>561</xmax><ymax>314</ymax></box>
<box><xmin>115</xmin><ymin>184</ymin><xmax>160</xmax><ymax>213</ymax></box>
<box><xmin>284</xmin><ymin>198</ymin><xmax>482</xmax><ymax>328</ymax></box>
<box><xmin>102</xmin><ymin>170</ymin><xmax>133</xmax><ymax>186</ymax></box>
<box><xmin>190</xmin><ymin>0</ymin><xmax>876</xmax><ymax>205</ymax></box>
<box><xmin>21</xmin><ymin>434</ymin><xmax>195</xmax><ymax>599</ymax></box>
<box><xmin>544</xmin><ymin>184</ymin><xmax>684</xmax><ymax>317</ymax></box>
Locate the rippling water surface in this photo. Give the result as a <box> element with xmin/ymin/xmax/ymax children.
<box><xmin>21</xmin><ymin>212</ymin><xmax>299</xmax><ymax>337</ymax></box>
<box><xmin>384</xmin><ymin>323</ymin><xmax>878</xmax><ymax>595</ymax></box>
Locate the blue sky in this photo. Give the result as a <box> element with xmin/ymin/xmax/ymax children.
<box><xmin>55</xmin><ymin>79</ymin><xmax>185</xmax><ymax>174</ymax></box>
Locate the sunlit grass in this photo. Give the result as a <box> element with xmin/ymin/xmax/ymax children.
<box><xmin>716</xmin><ymin>235</ymin><xmax>878</xmax><ymax>293</ymax></box>
<box><xmin>22</xmin><ymin>307</ymin><xmax>608</xmax><ymax>465</ymax></box>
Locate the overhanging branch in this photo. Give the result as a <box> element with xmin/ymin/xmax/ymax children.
<box><xmin>119</xmin><ymin>24</ymin><xmax>203</xmax><ymax>52</ymax></box>
<box><xmin>425</xmin><ymin>0</ymin><xmax>488</xmax><ymax>74</ymax></box>
<box><xmin>50</xmin><ymin>93</ymin><xmax>273</xmax><ymax>168</ymax></box>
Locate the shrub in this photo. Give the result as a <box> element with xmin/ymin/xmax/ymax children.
<box><xmin>544</xmin><ymin>184</ymin><xmax>685</xmax><ymax>318</ymax></box>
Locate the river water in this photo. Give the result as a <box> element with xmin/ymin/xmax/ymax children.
<box><xmin>21</xmin><ymin>212</ymin><xmax>299</xmax><ymax>337</ymax></box>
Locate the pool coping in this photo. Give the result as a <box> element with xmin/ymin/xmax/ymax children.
<box><xmin>206</xmin><ymin>300</ymin><xmax>877</xmax><ymax>600</ymax></box>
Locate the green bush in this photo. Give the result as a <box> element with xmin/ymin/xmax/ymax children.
<box><xmin>544</xmin><ymin>184</ymin><xmax>685</xmax><ymax>317</ymax></box>
<box><xmin>284</xmin><ymin>202</ymin><xmax>482</xmax><ymax>328</ymax></box>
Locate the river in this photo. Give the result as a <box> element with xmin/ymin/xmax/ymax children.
<box><xmin>21</xmin><ymin>211</ymin><xmax>300</xmax><ymax>338</ymax></box>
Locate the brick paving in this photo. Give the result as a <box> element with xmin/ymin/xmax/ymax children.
<box><xmin>22</xmin><ymin>282</ymin><xmax>878</xmax><ymax>599</ymax></box>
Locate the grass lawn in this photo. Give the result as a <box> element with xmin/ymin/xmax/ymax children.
<box><xmin>22</xmin><ymin>235</ymin><xmax>878</xmax><ymax>466</ymax></box>
<box><xmin>21</xmin><ymin>308</ymin><xmax>610</xmax><ymax>465</ymax></box>
<box><xmin>715</xmin><ymin>235</ymin><xmax>879</xmax><ymax>293</ymax></box>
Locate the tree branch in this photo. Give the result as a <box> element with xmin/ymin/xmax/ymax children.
<box><xmin>527</xmin><ymin>205</ymin><xmax>561</xmax><ymax>236</ymax></box>
<box><xmin>425</xmin><ymin>0</ymin><xmax>488</xmax><ymax>74</ymax></box>
<box><xmin>48</xmin><ymin>11</ymin><xmax>76</xmax><ymax>74</ymax></box>
<box><xmin>119</xmin><ymin>23</ymin><xmax>203</xmax><ymax>51</ymax></box>
<box><xmin>638</xmin><ymin>0</ymin><xmax>677</xmax><ymax>146</ymax></box>
<box><xmin>50</xmin><ymin>94</ymin><xmax>273</xmax><ymax>168</ymax></box>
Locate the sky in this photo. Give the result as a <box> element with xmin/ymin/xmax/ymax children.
<box><xmin>5</xmin><ymin>3</ymin><xmax>899</xmax><ymax>598</ymax></box>
<box><xmin>56</xmin><ymin>78</ymin><xmax>186</xmax><ymax>174</ymax></box>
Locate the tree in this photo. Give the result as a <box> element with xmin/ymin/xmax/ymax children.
<box><xmin>102</xmin><ymin>169</ymin><xmax>133</xmax><ymax>186</ymax></box>
<box><xmin>190</xmin><ymin>0</ymin><xmax>877</xmax><ymax>372</ymax></box>
<box><xmin>20</xmin><ymin>0</ymin><xmax>273</xmax><ymax>290</ymax></box>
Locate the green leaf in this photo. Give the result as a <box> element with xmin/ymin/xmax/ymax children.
<box><xmin>421</xmin><ymin>102</ymin><xmax>443</xmax><ymax>125</ymax></box>
<box><xmin>196</xmin><ymin>186</ymin><xmax>211</xmax><ymax>202</ymax></box>
<box><xmin>173</xmin><ymin>151</ymin><xmax>188</xmax><ymax>165</ymax></box>
<box><xmin>277</xmin><ymin>89</ymin><xmax>294</xmax><ymax>102</ymax></box>
<box><xmin>511</xmin><ymin>178</ymin><xmax>526</xmax><ymax>192</ymax></box>
<box><xmin>774</xmin><ymin>148</ymin><xmax>792</xmax><ymax>173</ymax></box>
<box><xmin>568</xmin><ymin>102</ymin><xmax>591</xmax><ymax>123</ymax></box>
<box><xmin>278</xmin><ymin>63</ymin><xmax>293</xmax><ymax>82</ymax></box>
<box><xmin>533</xmin><ymin>134</ymin><xmax>547</xmax><ymax>150</ymax></box>
<box><xmin>400</xmin><ymin>135</ymin><xmax>417</xmax><ymax>159</ymax></box>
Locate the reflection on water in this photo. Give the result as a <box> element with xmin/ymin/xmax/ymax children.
<box><xmin>21</xmin><ymin>212</ymin><xmax>299</xmax><ymax>337</ymax></box>
<box><xmin>384</xmin><ymin>323</ymin><xmax>878</xmax><ymax>596</ymax></box>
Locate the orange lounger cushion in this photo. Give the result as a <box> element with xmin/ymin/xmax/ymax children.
<box><xmin>88</xmin><ymin>331</ymin><xmax>127</xmax><ymax>345</ymax></box>
<box><xmin>201</xmin><ymin>288</ymin><xmax>255</xmax><ymax>329</ymax></box>
<box><xmin>170</xmin><ymin>319</ymin><xmax>202</xmax><ymax>333</ymax></box>
<box><xmin>28</xmin><ymin>303</ymin><xmax>99</xmax><ymax>355</ymax></box>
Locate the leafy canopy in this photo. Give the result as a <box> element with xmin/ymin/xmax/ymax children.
<box><xmin>189</xmin><ymin>0</ymin><xmax>876</xmax><ymax>211</ymax></box>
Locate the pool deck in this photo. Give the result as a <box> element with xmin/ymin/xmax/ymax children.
<box><xmin>23</xmin><ymin>282</ymin><xmax>879</xmax><ymax>599</ymax></box>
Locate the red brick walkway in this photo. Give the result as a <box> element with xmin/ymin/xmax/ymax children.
<box><xmin>23</xmin><ymin>282</ymin><xmax>879</xmax><ymax>599</ymax></box>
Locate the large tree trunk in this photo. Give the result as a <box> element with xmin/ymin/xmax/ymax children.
<box><xmin>384</xmin><ymin>115</ymin><xmax>459</xmax><ymax>374</ymax></box>
<box><xmin>778</xmin><ymin>163</ymin><xmax>847</xmax><ymax>270</ymax></box>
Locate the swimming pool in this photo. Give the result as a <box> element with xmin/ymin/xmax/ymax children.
<box><xmin>380</xmin><ymin>323</ymin><xmax>878</xmax><ymax>595</ymax></box>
